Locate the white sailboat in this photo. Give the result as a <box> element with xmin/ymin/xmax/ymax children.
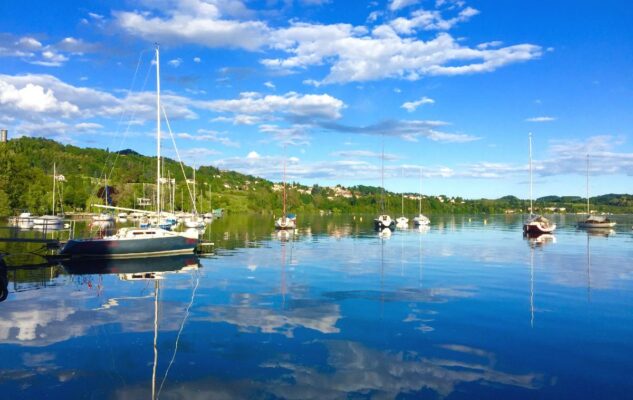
<box><xmin>523</xmin><ymin>133</ymin><xmax>556</xmax><ymax>235</ymax></box>
<box><xmin>577</xmin><ymin>154</ymin><xmax>616</xmax><ymax>229</ymax></box>
<box><xmin>275</xmin><ymin>152</ymin><xmax>296</xmax><ymax>230</ymax></box>
<box><xmin>413</xmin><ymin>167</ymin><xmax>430</xmax><ymax>226</ymax></box>
<box><xmin>61</xmin><ymin>46</ymin><xmax>198</xmax><ymax>259</ymax></box>
<box><xmin>33</xmin><ymin>162</ymin><xmax>63</xmax><ymax>230</ymax></box>
<box><xmin>374</xmin><ymin>140</ymin><xmax>395</xmax><ymax>230</ymax></box>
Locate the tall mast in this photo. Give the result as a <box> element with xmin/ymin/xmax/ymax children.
<box><xmin>155</xmin><ymin>45</ymin><xmax>161</xmax><ymax>216</ymax></box>
<box><xmin>52</xmin><ymin>162</ymin><xmax>56</xmax><ymax>215</ymax></box>
<box><xmin>381</xmin><ymin>137</ymin><xmax>385</xmax><ymax>213</ymax></box>
<box><xmin>193</xmin><ymin>165</ymin><xmax>197</xmax><ymax>214</ymax></box>
<box><xmin>418</xmin><ymin>167</ymin><xmax>422</xmax><ymax>215</ymax></box>
<box><xmin>586</xmin><ymin>154</ymin><xmax>590</xmax><ymax>215</ymax></box>
<box><xmin>529</xmin><ymin>132</ymin><xmax>533</xmax><ymax>215</ymax></box>
<box><xmin>282</xmin><ymin>152</ymin><xmax>287</xmax><ymax>217</ymax></box>
<box><xmin>401</xmin><ymin>168</ymin><xmax>404</xmax><ymax>215</ymax></box>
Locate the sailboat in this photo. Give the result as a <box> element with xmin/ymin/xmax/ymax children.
<box><xmin>60</xmin><ymin>46</ymin><xmax>199</xmax><ymax>259</ymax></box>
<box><xmin>184</xmin><ymin>166</ymin><xmax>206</xmax><ymax>229</ymax></box>
<box><xmin>523</xmin><ymin>133</ymin><xmax>556</xmax><ymax>235</ymax></box>
<box><xmin>413</xmin><ymin>167</ymin><xmax>430</xmax><ymax>226</ymax></box>
<box><xmin>577</xmin><ymin>154</ymin><xmax>616</xmax><ymax>229</ymax></box>
<box><xmin>374</xmin><ymin>141</ymin><xmax>395</xmax><ymax>230</ymax></box>
<box><xmin>395</xmin><ymin>169</ymin><xmax>409</xmax><ymax>228</ymax></box>
<box><xmin>275</xmin><ymin>152</ymin><xmax>296</xmax><ymax>230</ymax></box>
<box><xmin>32</xmin><ymin>162</ymin><xmax>63</xmax><ymax>230</ymax></box>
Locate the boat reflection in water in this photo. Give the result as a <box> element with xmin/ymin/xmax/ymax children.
<box><xmin>61</xmin><ymin>254</ymin><xmax>200</xmax><ymax>278</ymax></box>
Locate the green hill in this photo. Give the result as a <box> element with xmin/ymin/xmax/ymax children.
<box><xmin>0</xmin><ymin>137</ymin><xmax>631</xmax><ymax>216</ymax></box>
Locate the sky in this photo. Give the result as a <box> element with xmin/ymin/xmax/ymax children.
<box><xmin>1</xmin><ymin>0</ymin><xmax>632</xmax><ymax>198</ymax></box>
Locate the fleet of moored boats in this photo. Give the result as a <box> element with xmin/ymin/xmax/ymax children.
<box><xmin>3</xmin><ymin>52</ymin><xmax>628</xmax><ymax>263</ymax></box>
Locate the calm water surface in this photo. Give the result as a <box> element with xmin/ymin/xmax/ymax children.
<box><xmin>1</xmin><ymin>214</ymin><xmax>633</xmax><ymax>399</ymax></box>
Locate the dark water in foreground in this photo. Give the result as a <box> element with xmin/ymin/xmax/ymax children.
<box><xmin>1</xmin><ymin>214</ymin><xmax>633</xmax><ymax>399</ymax></box>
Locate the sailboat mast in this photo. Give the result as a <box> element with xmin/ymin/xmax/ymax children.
<box><xmin>381</xmin><ymin>137</ymin><xmax>385</xmax><ymax>213</ymax></box>
<box><xmin>52</xmin><ymin>162</ymin><xmax>56</xmax><ymax>215</ymax></box>
<box><xmin>193</xmin><ymin>166</ymin><xmax>197</xmax><ymax>214</ymax></box>
<box><xmin>282</xmin><ymin>154</ymin><xmax>287</xmax><ymax>217</ymax></box>
<box><xmin>418</xmin><ymin>168</ymin><xmax>422</xmax><ymax>215</ymax></box>
<box><xmin>156</xmin><ymin>45</ymin><xmax>161</xmax><ymax>216</ymax></box>
<box><xmin>586</xmin><ymin>154</ymin><xmax>590</xmax><ymax>215</ymax></box>
<box><xmin>529</xmin><ymin>132</ymin><xmax>533</xmax><ymax>215</ymax></box>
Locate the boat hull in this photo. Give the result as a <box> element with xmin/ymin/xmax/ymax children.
<box><xmin>578</xmin><ymin>221</ymin><xmax>616</xmax><ymax>229</ymax></box>
<box><xmin>60</xmin><ymin>235</ymin><xmax>198</xmax><ymax>259</ymax></box>
<box><xmin>374</xmin><ymin>220</ymin><xmax>395</xmax><ymax>230</ymax></box>
<box><xmin>523</xmin><ymin>223</ymin><xmax>556</xmax><ymax>235</ymax></box>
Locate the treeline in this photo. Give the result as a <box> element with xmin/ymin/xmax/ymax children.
<box><xmin>1</xmin><ymin>137</ymin><xmax>632</xmax><ymax>216</ymax></box>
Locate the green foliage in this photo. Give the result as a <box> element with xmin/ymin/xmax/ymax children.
<box><xmin>1</xmin><ymin>137</ymin><xmax>633</xmax><ymax>217</ymax></box>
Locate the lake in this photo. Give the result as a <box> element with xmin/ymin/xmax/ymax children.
<box><xmin>1</xmin><ymin>214</ymin><xmax>633</xmax><ymax>399</ymax></box>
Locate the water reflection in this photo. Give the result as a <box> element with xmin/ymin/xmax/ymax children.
<box><xmin>2</xmin><ymin>215</ymin><xmax>633</xmax><ymax>398</ymax></box>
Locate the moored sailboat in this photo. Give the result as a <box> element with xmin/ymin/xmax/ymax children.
<box><xmin>413</xmin><ymin>167</ymin><xmax>430</xmax><ymax>226</ymax></box>
<box><xmin>374</xmin><ymin>140</ymin><xmax>395</xmax><ymax>231</ymax></box>
<box><xmin>275</xmin><ymin>152</ymin><xmax>296</xmax><ymax>230</ymax></box>
<box><xmin>577</xmin><ymin>154</ymin><xmax>616</xmax><ymax>229</ymax></box>
<box><xmin>60</xmin><ymin>46</ymin><xmax>198</xmax><ymax>259</ymax></box>
<box><xmin>523</xmin><ymin>133</ymin><xmax>556</xmax><ymax>235</ymax></box>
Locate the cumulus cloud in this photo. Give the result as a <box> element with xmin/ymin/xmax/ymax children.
<box><xmin>390</xmin><ymin>7</ymin><xmax>479</xmax><ymax>34</ymax></box>
<box><xmin>110</xmin><ymin>1</ymin><xmax>543</xmax><ymax>85</ymax></box>
<box><xmin>0</xmin><ymin>33</ymin><xmax>97</xmax><ymax>66</ymax></box>
<box><xmin>204</xmin><ymin>91</ymin><xmax>345</xmax><ymax>121</ymax></box>
<box><xmin>401</xmin><ymin>96</ymin><xmax>435</xmax><ymax>112</ymax></box>
<box><xmin>113</xmin><ymin>1</ymin><xmax>270</xmax><ymax>51</ymax></box>
<box><xmin>389</xmin><ymin>0</ymin><xmax>419</xmax><ymax>11</ymax></box>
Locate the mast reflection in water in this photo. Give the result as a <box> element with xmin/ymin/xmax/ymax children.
<box><xmin>1</xmin><ymin>214</ymin><xmax>633</xmax><ymax>399</ymax></box>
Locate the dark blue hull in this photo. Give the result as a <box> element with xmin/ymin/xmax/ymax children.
<box><xmin>60</xmin><ymin>235</ymin><xmax>197</xmax><ymax>259</ymax></box>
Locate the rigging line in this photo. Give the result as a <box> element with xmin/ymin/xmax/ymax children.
<box><xmin>156</xmin><ymin>271</ymin><xmax>200</xmax><ymax>399</ymax></box>
<box><xmin>107</xmin><ymin>52</ymin><xmax>154</xmax><ymax>180</ymax></box>
<box><xmin>98</xmin><ymin>49</ymin><xmax>148</xmax><ymax>188</ymax></box>
<box><xmin>162</xmin><ymin>106</ymin><xmax>197</xmax><ymax>214</ymax></box>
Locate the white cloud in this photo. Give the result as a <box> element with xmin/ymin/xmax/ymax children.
<box><xmin>168</xmin><ymin>58</ymin><xmax>183</xmax><ymax>67</ymax></box>
<box><xmin>389</xmin><ymin>0</ymin><xmax>419</xmax><ymax>11</ymax></box>
<box><xmin>204</xmin><ymin>91</ymin><xmax>344</xmax><ymax>121</ymax></box>
<box><xmin>193</xmin><ymin>56</ymin><xmax>201</xmax><ymax>63</ymax></box>
<box><xmin>390</xmin><ymin>7</ymin><xmax>479</xmax><ymax>34</ymax></box>
<box><xmin>264</xmin><ymin>81</ymin><xmax>275</xmax><ymax>89</ymax></box>
<box><xmin>0</xmin><ymin>34</ymin><xmax>97</xmax><ymax>66</ymax></box>
<box><xmin>176</xmin><ymin>129</ymin><xmax>240</xmax><ymax>147</ymax></box>
<box><xmin>264</xmin><ymin>26</ymin><xmax>541</xmax><ymax>85</ymax></box>
<box><xmin>110</xmin><ymin>2</ymin><xmax>542</xmax><ymax>86</ymax></box>
<box><xmin>246</xmin><ymin>151</ymin><xmax>260</xmax><ymax>159</ymax></box>
<box><xmin>259</xmin><ymin>124</ymin><xmax>311</xmax><ymax>146</ymax></box>
<box><xmin>113</xmin><ymin>1</ymin><xmax>270</xmax><ymax>51</ymax></box>
<box><xmin>401</xmin><ymin>96</ymin><xmax>435</xmax><ymax>112</ymax></box>
<box><xmin>525</xmin><ymin>116</ymin><xmax>556</xmax><ymax>122</ymax></box>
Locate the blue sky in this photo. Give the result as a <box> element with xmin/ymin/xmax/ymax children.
<box><xmin>1</xmin><ymin>0</ymin><xmax>632</xmax><ymax>198</ymax></box>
